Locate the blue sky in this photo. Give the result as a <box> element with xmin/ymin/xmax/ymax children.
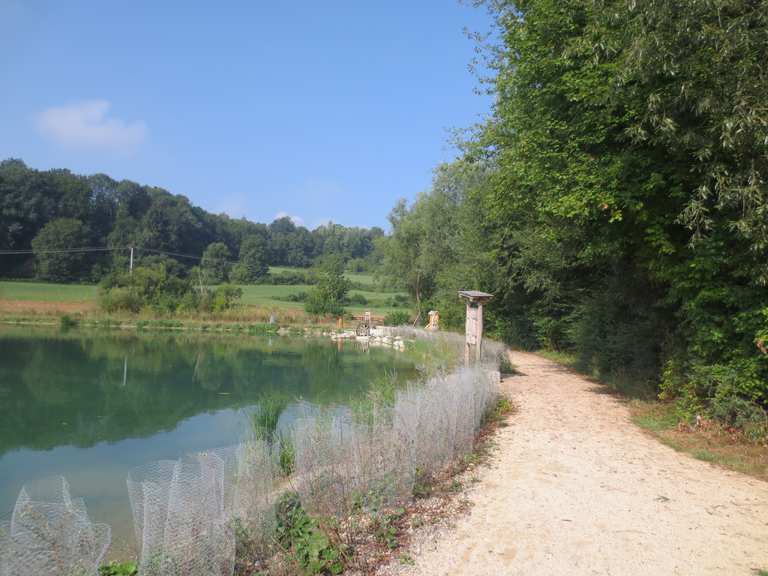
<box><xmin>0</xmin><ymin>1</ymin><xmax>493</xmax><ymax>229</ymax></box>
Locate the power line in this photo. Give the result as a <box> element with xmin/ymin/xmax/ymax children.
<box><xmin>0</xmin><ymin>247</ymin><xmax>119</xmax><ymax>255</ymax></box>
<box><xmin>0</xmin><ymin>245</ymin><xmax>239</xmax><ymax>264</ymax></box>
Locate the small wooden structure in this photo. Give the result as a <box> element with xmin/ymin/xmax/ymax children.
<box><xmin>425</xmin><ymin>310</ymin><xmax>440</xmax><ymax>331</ymax></box>
<box><xmin>458</xmin><ymin>290</ymin><xmax>493</xmax><ymax>365</ymax></box>
<box><xmin>356</xmin><ymin>311</ymin><xmax>373</xmax><ymax>336</ymax></box>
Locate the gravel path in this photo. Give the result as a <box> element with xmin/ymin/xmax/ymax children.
<box><xmin>392</xmin><ymin>350</ymin><xmax>768</xmax><ymax>576</ymax></box>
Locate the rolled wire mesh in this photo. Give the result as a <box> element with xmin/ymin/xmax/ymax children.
<box><xmin>1</xmin><ymin>329</ymin><xmax>504</xmax><ymax>575</ymax></box>
<box><xmin>0</xmin><ymin>476</ymin><xmax>110</xmax><ymax>576</ymax></box>
<box><xmin>293</xmin><ymin>330</ymin><xmax>503</xmax><ymax>517</ymax></box>
<box><xmin>231</xmin><ymin>440</ymin><xmax>276</xmax><ymax>553</ymax></box>
<box><xmin>127</xmin><ymin>451</ymin><xmax>237</xmax><ymax>576</ymax></box>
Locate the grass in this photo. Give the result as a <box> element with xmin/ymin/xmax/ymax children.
<box><xmin>538</xmin><ymin>348</ymin><xmax>768</xmax><ymax>482</ymax></box>
<box><xmin>630</xmin><ymin>400</ymin><xmax>768</xmax><ymax>481</ymax></box>
<box><xmin>0</xmin><ymin>280</ymin><xmax>96</xmax><ymax>302</ymax></box>
<box><xmin>0</xmin><ymin>267</ymin><xmax>409</xmax><ymax>318</ymax></box>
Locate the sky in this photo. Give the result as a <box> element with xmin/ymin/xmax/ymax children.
<box><xmin>0</xmin><ymin>1</ymin><xmax>493</xmax><ymax>229</ymax></box>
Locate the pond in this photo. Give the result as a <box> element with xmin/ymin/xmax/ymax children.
<box><xmin>0</xmin><ymin>326</ymin><xmax>418</xmax><ymax>556</ymax></box>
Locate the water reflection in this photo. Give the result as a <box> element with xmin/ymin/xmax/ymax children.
<box><xmin>0</xmin><ymin>327</ymin><xmax>416</xmax><ymax>554</ymax></box>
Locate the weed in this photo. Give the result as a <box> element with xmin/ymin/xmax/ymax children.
<box><xmin>371</xmin><ymin>507</ymin><xmax>406</xmax><ymax>550</ymax></box>
<box><xmin>692</xmin><ymin>449</ymin><xmax>718</xmax><ymax>463</ymax></box>
<box><xmin>484</xmin><ymin>396</ymin><xmax>515</xmax><ymax>425</ymax></box>
<box><xmin>279</xmin><ymin>435</ymin><xmax>296</xmax><ymax>477</ymax></box>
<box><xmin>399</xmin><ymin>553</ymin><xmax>415</xmax><ymax>566</ymax></box>
<box><xmin>98</xmin><ymin>562</ymin><xmax>138</xmax><ymax>576</ymax></box>
<box><xmin>631</xmin><ymin>401</ymin><xmax>678</xmax><ymax>432</ymax></box>
<box><xmin>275</xmin><ymin>492</ymin><xmax>345</xmax><ymax>575</ymax></box>
<box><xmin>412</xmin><ymin>468</ymin><xmax>432</xmax><ymax>499</ymax></box>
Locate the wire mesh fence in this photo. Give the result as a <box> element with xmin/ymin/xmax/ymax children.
<box><xmin>2</xmin><ymin>329</ymin><xmax>506</xmax><ymax>575</ymax></box>
<box><xmin>0</xmin><ymin>476</ymin><xmax>110</xmax><ymax>576</ymax></box>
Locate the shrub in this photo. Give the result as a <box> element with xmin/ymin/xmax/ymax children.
<box><xmin>345</xmin><ymin>293</ymin><xmax>368</xmax><ymax>305</ymax></box>
<box><xmin>59</xmin><ymin>314</ymin><xmax>79</xmax><ymax>330</ymax></box>
<box><xmin>265</xmin><ymin>270</ymin><xmax>315</xmax><ymax>285</ymax></box>
<box><xmin>383</xmin><ymin>310</ymin><xmax>410</xmax><ymax>326</ymax></box>
<box><xmin>211</xmin><ymin>284</ymin><xmax>243</xmax><ymax>312</ymax></box>
<box><xmin>305</xmin><ymin>256</ymin><xmax>350</xmax><ymax>317</ymax></box>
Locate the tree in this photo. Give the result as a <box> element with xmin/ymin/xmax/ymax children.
<box><xmin>201</xmin><ymin>242</ymin><xmax>231</xmax><ymax>284</ymax></box>
<box><xmin>231</xmin><ymin>235</ymin><xmax>269</xmax><ymax>283</ymax></box>
<box><xmin>31</xmin><ymin>218</ymin><xmax>90</xmax><ymax>281</ymax></box>
<box><xmin>304</xmin><ymin>255</ymin><xmax>350</xmax><ymax>317</ymax></box>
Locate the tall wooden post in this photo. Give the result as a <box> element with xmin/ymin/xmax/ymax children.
<box><xmin>459</xmin><ymin>291</ymin><xmax>493</xmax><ymax>365</ymax></box>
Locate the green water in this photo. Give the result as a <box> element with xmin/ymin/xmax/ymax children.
<box><xmin>0</xmin><ymin>327</ymin><xmax>417</xmax><ymax>555</ymax></box>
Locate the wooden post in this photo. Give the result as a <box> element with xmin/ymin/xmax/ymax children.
<box><xmin>458</xmin><ymin>291</ymin><xmax>493</xmax><ymax>366</ymax></box>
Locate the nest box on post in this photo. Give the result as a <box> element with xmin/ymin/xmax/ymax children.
<box><xmin>458</xmin><ymin>290</ymin><xmax>493</xmax><ymax>365</ymax></box>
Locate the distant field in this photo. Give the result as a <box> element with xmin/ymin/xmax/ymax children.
<box><xmin>238</xmin><ymin>284</ymin><xmax>406</xmax><ymax>315</ymax></box>
<box><xmin>0</xmin><ymin>281</ymin><xmax>97</xmax><ymax>302</ymax></box>
<box><xmin>268</xmin><ymin>266</ymin><xmax>381</xmax><ymax>290</ymax></box>
<box><xmin>0</xmin><ymin>269</ymin><xmax>407</xmax><ymax>316</ymax></box>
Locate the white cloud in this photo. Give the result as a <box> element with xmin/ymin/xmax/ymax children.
<box><xmin>274</xmin><ymin>211</ymin><xmax>305</xmax><ymax>226</ymax></box>
<box><xmin>35</xmin><ymin>100</ymin><xmax>146</xmax><ymax>153</ymax></box>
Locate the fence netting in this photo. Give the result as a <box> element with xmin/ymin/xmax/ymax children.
<box><xmin>3</xmin><ymin>329</ymin><xmax>505</xmax><ymax>576</ymax></box>
<box><xmin>0</xmin><ymin>476</ymin><xmax>110</xmax><ymax>576</ymax></box>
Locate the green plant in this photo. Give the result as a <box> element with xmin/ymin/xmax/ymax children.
<box><xmin>412</xmin><ymin>467</ymin><xmax>432</xmax><ymax>499</ymax></box>
<box><xmin>399</xmin><ymin>554</ymin><xmax>415</xmax><ymax>566</ymax></box>
<box><xmin>383</xmin><ymin>310</ymin><xmax>410</xmax><ymax>326</ymax></box>
<box><xmin>275</xmin><ymin>492</ymin><xmax>345</xmax><ymax>575</ymax></box>
<box><xmin>59</xmin><ymin>314</ymin><xmax>79</xmax><ymax>330</ymax></box>
<box><xmin>371</xmin><ymin>508</ymin><xmax>405</xmax><ymax>550</ymax></box>
<box><xmin>278</xmin><ymin>434</ymin><xmax>295</xmax><ymax>477</ymax></box>
<box><xmin>99</xmin><ymin>561</ymin><xmax>138</xmax><ymax>576</ymax></box>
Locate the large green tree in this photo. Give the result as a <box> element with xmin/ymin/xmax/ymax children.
<box><xmin>231</xmin><ymin>235</ymin><xmax>269</xmax><ymax>283</ymax></box>
<box><xmin>31</xmin><ymin>218</ymin><xmax>90</xmax><ymax>281</ymax></box>
<box><xmin>305</xmin><ymin>255</ymin><xmax>350</xmax><ymax>317</ymax></box>
<box><xmin>201</xmin><ymin>242</ymin><xmax>232</xmax><ymax>284</ymax></box>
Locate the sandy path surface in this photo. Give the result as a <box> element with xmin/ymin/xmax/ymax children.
<box><xmin>393</xmin><ymin>351</ymin><xmax>768</xmax><ymax>576</ymax></box>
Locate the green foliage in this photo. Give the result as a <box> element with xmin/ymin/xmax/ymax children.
<box><xmin>383</xmin><ymin>310</ymin><xmax>410</xmax><ymax>326</ymax></box>
<box><xmin>345</xmin><ymin>292</ymin><xmax>368</xmax><ymax>306</ymax></box>
<box><xmin>304</xmin><ymin>255</ymin><xmax>351</xmax><ymax>317</ymax></box>
<box><xmin>59</xmin><ymin>314</ymin><xmax>79</xmax><ymax>331</ymax></box>
<box><xmin>275</xmin><ymin>492</ymin><xmax>344</xmax><ymax>575</ymax></box>
<box><xmin>99</xmin><ymin>561</ymin><xmax>138</xmax><ymax>576</ymax></box>
<box><xmin>200</xmin><ymin>242</ymin><xmax>232</xmax><ymax>284</ymax></box>
<box><xmin>98</xmin><ymin>265</ymin><xmax>241</xmax><ymax>314</ymax></box>
<box><xmin>371</xmin><ymin>507</ymin><xmax>405</xmax><ymax>550</ymax></box>
<box><xmin>377</xmin><ymin>0</ymin><xmax>768</xmax><ymax>430</ymax></box>
<box><xmin>232</xmin><ymin>235</ymin><xmax>270</xmax><ymax>283</ymax></box>
<box><xmin>31</xmin><ymin>218</ymin><xmax>90</xmax><ymax>281</ymax></box>
<box><xmin>264</xmin><ymin>269</ymin><xmax>315</xmax><ymax>285</ymax></box>
<box><xmin>203</xmin><ymin>284</ymin><xmax>243</xmax><ymax>313</ymax></box>
<box><xmin>0</xmin><ymin>160</ymin><xmax>383</xmax><ymax>281</ymax></box>
<box><xmin>278</xmin><ymin>434</ymin><xmax>296</xmax><ymax>476</ymax></box>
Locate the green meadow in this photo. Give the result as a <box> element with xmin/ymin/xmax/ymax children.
<box><xmin>0</xmin><ymin>268</ymin><xmax>408</xmax><ymax>316</ymax></box>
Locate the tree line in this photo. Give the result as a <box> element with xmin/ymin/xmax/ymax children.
<box><xmin>381</xmin><ymin>0</ymin><xmax>768</xmax><ymax>431</ymax></box>
<box><xmin>0</xmin><ymin>158</ymin><xmax>384</xmax><ymax>283</ymax></box>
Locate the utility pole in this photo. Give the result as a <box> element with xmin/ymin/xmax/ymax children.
<box><xmin>129</xmin><ymin>246</ymin><xmax>134</xmax><ymax>275</ymax></box>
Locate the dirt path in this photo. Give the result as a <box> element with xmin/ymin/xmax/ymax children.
<box><xmin>392</xmin><ymin>351</ymin><xmax>768</xmax><ymax>576</ymax></box>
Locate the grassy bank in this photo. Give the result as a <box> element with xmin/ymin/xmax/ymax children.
<box><xmin>536</xmin><ymin>349</ymin><xmax>768</xmax><ymax>482</ymax></box>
